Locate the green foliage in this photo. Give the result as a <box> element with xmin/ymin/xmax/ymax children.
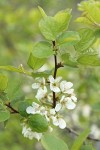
<box><xmin>28</xmin><ymin>114</ymin><xmax>48</xmax><ymax>133</ymax></box>
<box><xmin>0</xmin><ymin>110</ymin><xmax>10</xmax><ymax>122</ymax></box>
<box><xmin>18</xmin><ymin>101</ymin><xmax>30</xmax><ymax>117</ymax></box>
<box><xmin>61</xmin><ymin>53</ymin><xmax>78</xmax><ymax>68</ymax></box>
<box><xmin>39</xmin><ymin>16</ymin><xmax>60</xmax><ymax>40</ymax></box>
<box><xmin>27</xmin><ymin>53</ymin><xmax>46</xmax><ymax>70</ymax></box>
<box><xmin>0</xmin><ymin>65</ymin><xmax>31</xmax><ymax>76</ymax></box>
<box><xmin>74</xmin><ymin>28</ymin><xmax>95</xmax><ymax>52</ymax></box>
<box><xmin>57</xmin><ymin>31</ymin><xmax>80</xmax><ymax>46</ymax></box>
<box><xmin>76</xmin><ymin>0</ymin><xmax>100</xmax><ymax>28</ymax></box>
<box><xmin>0</xmin><ymin>0</ymin><xmax>100</xmax><ymax>149</ymax></box>
<box><xmin>71</xmin><ymin>128</ymin><xmax>90</xmax><ymax>150</ymax></box>
<box><xmin>77</xmin><ymin>54</ymin><xmax>100</xmax><ymax>66</ymax></box>
<box><xmin>32</xmin><ymin>41</ymin><xmax>54</xmax><ymax>58</ymax></box>
<box><xmin>54</xmin><ymin>9</ymin><xmax>71</xmax><ymax>32</ymax></box>
<box><xmin>0</xmin><ymin>74</ymin><xmax>8</xmax><ymax>92</ymax></box>
<box><xmin>38</xmin><ymin>6</ymin><xmax>47</xmax><ymax>18</ymax></box>
<box><xmin>0</xmin><ymin>104</ymin><xmax>10</xmax><ymax>122</ymax></box>
<box><xmin>39</xmin><ymin>9</ymin><xmax>71</xmax><ymax>40</ymax></box>
<box><xmin>41</xmin><ymin>134</ymin><xmax>69</xmax><ymax>150</ymax></box>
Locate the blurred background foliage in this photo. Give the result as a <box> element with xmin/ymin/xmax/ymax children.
<box><xmin>0</xmin><ymin>0</ymin><xmax>100</xmax><ymax>150</ymax></box>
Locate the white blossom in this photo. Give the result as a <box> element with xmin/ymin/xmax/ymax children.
<box><xmin>60</xmin><ymin>80</ymin><xmax>74</xmax><ymax>94</ymax></box>
<box><xmin>32</xmin><ymin>77</ymin><xmax>46</xmax><ymax>90</ymax></box>
<box><xmin>22</xmin><ymin>125</ymin><xmax>42</xmax><ymax>141</ymax></box>
<box><xmin>51</xmin><ymin>116</ymin><xmax>66</xmax><ymax>129</ymax></box>
<box><xmin>55</xmin><ymin>95</ymin><xmax>76</xmax><ymax>111</ymax></box>
<box><xmin>49</xmin><ymin>75</ymin><xmax>62</xmax><ymax>93</ymax></box>
<box><xmin>26</xmin><ymin>102</ymin><xmax>40</xmax><ymax>114</ymax></box>
<box><xmin>22</xmin><ymin>75</ymin><xmax>78</xmax><ymax>140</ymax></box>
<box><xmin>36</xmin><ymin>86</ymin><xmax>47</xmax><ymax>100</ymax></box>
<box><xmin>65</xmin><ymin>97</ymin><xmax>76</xmax><ymax>109</ymax></box>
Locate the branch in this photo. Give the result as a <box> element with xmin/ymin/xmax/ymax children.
<box><xmin>5</xmin><ymin>102</ymin><xmax>19</xmax><ymax>114</ymax></box>
<box><xmin>52</xmin><ymin>41</ymin><xmax>64</xmax><ymax>108</ymax></box>
<box><xmin>66</xmin><ymin>126</ymin><xmax>100</xmax><ymax>142</ymax></box>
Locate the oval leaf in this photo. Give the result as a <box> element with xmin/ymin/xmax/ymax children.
<box><xmin>0</xmin><ymin>110</ymin><xmax>10</xmax><ymax>122</ymax></box>
<box><xmin>18</xmin><ymin>101</ymin><xmax>30</xmax><ymax>117</ymax></box>
<box><xmin>27</xmin><ymin>53</ymin><xmax>46</xmax><ymax>70</ymax></box>
<box><xmin>39</xmin><ymin>16</ymin><xmax>60</xmax><ymax>40</ymax></box>
<box><xmin>77</xmin><ymin>54</ymin><xmax>100</xmax><ymax>66</ymax></box>
<box><xmin>28</xmin><ymin>114</ymin><xmax>48</xmax><ymax>133</ymax></box>
<box><xmin>54</xmin><ymin>9</ymin><xmax>71</xmax><ymax>32</ymax></box>
<box><xmin>41</xmin><ymin>134</ymin><xmax>69</xmax><ymax>150</ymax></box>
<box><xmin>62</xmin><ymin>53</ymin><xmax>78</xmax><ymax>68</ymax></box>
<box><xmin>57</xmin><ymin>31</ymin><xmax>80</xmax><ymax>46</ymax></box>
<box><xmin>74</xmin><ymin>28</ymin><xmax>95</xmax><ymax>52</ymax></box>
<box><xmin>32</xmin><ymin>41</ymin><xmax>54</xmax><ymax>58</ymax></box>
<box><xmin>38</xmin><ymin>6</ymin><xmax>47</xmax><ymax>18</ymax></box>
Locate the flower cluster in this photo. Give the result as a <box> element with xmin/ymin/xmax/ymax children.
<box><xmin>22</xmin><ymin>75</ymin><xmax>77</xmax><ymax>140</ymax></box>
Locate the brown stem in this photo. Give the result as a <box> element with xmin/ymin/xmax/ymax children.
<box><xmin>5</xmin><ymin>102</ymin><xmax>19</xmax><ymax>114</ymax></box>
<box><xmin>52</xmin><ymin>41</ymin><xmax>57</xmax><ymax>108</ymax></box>
<box><xmin>66</xmin><ymin>127</ymin><xmax>100</xmax><ymax>142</ymax></box>
<box><xmin>54</xmin><ymin>54</ymin><xmax>58</xmax><ymax>79</ymax></box>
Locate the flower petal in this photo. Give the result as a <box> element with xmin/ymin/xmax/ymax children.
<box><xmin>55</xmin><ymin>103</ymin><xmax>62</xmax><ymax>112</ymax></box>
<box><xmin>26</xmin><ymin>106</ymin><xmax>35</xmax><ymax>114</ymax></box>
<box><xmin>32</xmin><ymin>102</ymin><xmax>39</xmax><ymax>108</ymax></box>
<box><xmin>58</xmin><ymin>118</ymin><xmax>66</xmax><ymax>129</ymax></box>
<box><xmin>36</xmin><ymin>86</ymin><xmax>47</xmax><ymax>100</ymax></box>
<box><xmin>71</xmin><ymin>95</ymin><xmax>77</xmax><ymax>102</ymax></box>
<box><xmin>49</xmin><ymin>75</ymin><xmax>54</xmax><ymax>83</ymax></box>
<box><xmin>66</xmin><ymin>88</ymin><xmax>74</xmax><ymax>94</ymax></box>
<box><xmin>32</xmin><ymin>83</ymin><xmax>40</xmax><ymax>89</ymax></box>
<box><xmin>60</xmin><ymin>81</ymin><xmax>73</xmax><ymax>93</ymax></box>
<box><xmin>50</xmin><ymin>84</ymin><xmax>60</xmax><ymax>93</ymax></box>
<box><xmin>55</xmin><ymin>76</ymin><xmax>62</xmax><ymax>82</ymax></box>
<box><xmin>66</xmin><ymin>99</ymin><xmax>76</xmax><ymax>110</ymax></box>
<box><xmin>52</xmin><ymin>116</ymin><xmax>59</xmax><ymax>126</ymax></box>
<box><xmin>50</xmin><ymin>109</ymin><xmax>56</xmax><ymax>115</ymax></box>
<box><xmin>33</xmin><ymin>132</ymin><xmax>42</xmax><ymax>141</ymax></box>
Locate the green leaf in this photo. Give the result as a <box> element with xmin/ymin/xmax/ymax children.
<box><xmin>54</xmin><ymin>9</ymin><xmax>71</xmax><ymax>32</ymax></box>
<box><xmin>18</xmin><ymin>101</ymin><xmax>30</xmax><ymax>117</ymax></box>
<box><xmin>32</xmin><ymin>70</ymin><xmax>51</xmax><ymax>78</ymax></box>
<box><xmin>0</xmin><ymin>92</ymin><xmax>9</xmax><ymax>102</ymax></box>
<box><xmin>71</xmin><ymin>128</ymin><xmax>90</xmax><ymax>150</ymax></box>
<box><xmin>81</xmin><ymin>145</ymin><xmax>96</xmax><ymax>150</ymax></box>
<box><xmin>39</xmin><ymin>16</ymin><xmax>59</xmax><ymax>40</ymax></box>
<box><xmin>57</xmin><ymin>31</ymin><xmax>80</xmax><ymax>46</ymax></box>
<box><xmin>32</xmin><ymin>41</ymin><xmax>54</xmax><ymax>58</ymax></box>
<box><xmin>38</xmin><ymin>6</ymin><xmax>47</xmax><ymax>18</ymax></box>
<box><xmin>0</xmin><ymin>110</ymin><xmax>10</xmax><ymax>122</ymax></box>
<box><xmin>77</xmin><ymin>54</ymin><xmax>100</xmax><ymax>66</ymax></box>
<box><xmin>0</xmin><ymin>65</ymin><xmax>31</xmax><ymax>76</ymax></box>
<box><xmin>27</xmin><ymin>53</ymin><xmax>46</xmax><ymax>70</ymax></box>
<box><xmin>41</xmin><ymin>134</ymin><xmax>69</xmax><ymax>150</ymax></box>
<box><xmin>75</xmin><ymin>17</ymin><xmax>92</xmax><ymax>27</ymax></box>
<box><xmin>61</xmin><ymin>53</ymin><xmax>78</xmax><ymax>68</ymax></box>
<box><xmin>94</xmin><ymin>29</ymin><xmax>100</xmax><ymax>38</ymax></box>
<box><xmin>28</xmin><ymin>114</ymin><xmax>48</xmax><ymax>133</ymax></box>
<box><xmin>74</xmin><ymin>28</ymin><xmax>95</xmax><ymax>52</ymax></box>
<box><xmin>76</xmin><ymin>0</ymin><xmax>100</xmax><ymax>28</ymax></box>
<box><xmin>0</xmin><ymin>74</ymin><xmax>8</xmax><ymax>92</ymax></box>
